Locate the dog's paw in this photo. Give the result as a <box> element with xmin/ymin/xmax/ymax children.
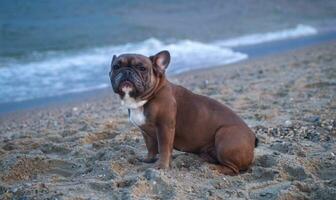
<box><xmin>153</xmin><ymin>161</ymin><xmax>170</xmax><ymax>170</ymax></box>
<box><xmin>137</xmin><ymin>157</ymin><xmax>158</xmax><ymax>163</ymax></box>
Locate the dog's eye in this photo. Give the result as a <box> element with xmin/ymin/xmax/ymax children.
<box><xmin>139</xmin><ymin>66</ymin><xmax>147</xmax><ymax>71</ymax></box>
<box><xmin>113</xmin><ymin>65</ymin><xmax>120</xmax><ymax>70</ymax></box>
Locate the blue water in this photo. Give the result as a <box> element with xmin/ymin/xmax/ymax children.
<box><xmin>1</xmin><ymin>0</ymin><xmax>336</xmax><ymax>103</ymax></box>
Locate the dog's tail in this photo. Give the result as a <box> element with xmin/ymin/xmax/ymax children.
<box><xmin>255</xmin><ymin>137</ymin><xmax>259</xmax><ymax>148</ymax></box>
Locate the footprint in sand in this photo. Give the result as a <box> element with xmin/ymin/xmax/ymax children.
<box><xmin>270</xmin><ymin>141</ymin><xmax>294</xmax><ymax>155</ymax></box>
<box><xmin>249</xmin><ymin>181</ymin><xmax>292</xmax><ymax>200</ymax></box>
<box><xmin>46</xmin><ymin>159</ymin><xmax>83</xmax><ymax>178</ymax></box>
<box><xmin>109</xmin><ymin>168</ymin><xmax>176</xmax><ymax>199</ymax></box>
<box><xmin>255</xmin><ymin>154</ymin><xmax>278</xmax><ymax>168</ymax></box>
<box><xmin>251</xmin><ymin>167</ymin><xmax>280</xmax><ymax>182</ymax></box>
<box><xmin>40</xmin><ymin>143</ymin><xmax>71</xmax><ymax>155</ymax></box>
<box><xmin>316</xmin><ymin>160</ymin><xmax>336</xmax><ymax>181</ymax></box>
<box><xmin>0</xmin><ymin>156</ymin><xmax>82</xmax><ymax>182</ymax></box>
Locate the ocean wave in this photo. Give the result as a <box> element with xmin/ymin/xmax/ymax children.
<box><xmin>0</xmin><ymin>38</ymin><xmax>247</xmax><ymax>103</ymax></box>
<box><xmin>216</xmin><ymin>24</ymin><xmax>317</xmax><ymax>47</ymax></box>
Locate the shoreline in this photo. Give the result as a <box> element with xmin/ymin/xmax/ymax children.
<box><xmin>1</xmin><ymin>30</ymin><xmax>336</xmax><ymax>115</ymax></box>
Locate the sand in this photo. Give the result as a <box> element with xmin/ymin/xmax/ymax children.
<box><xmin>0</xmin><ymin>42</ymin><xmax>335</xmax><ymax>200</ymax></box>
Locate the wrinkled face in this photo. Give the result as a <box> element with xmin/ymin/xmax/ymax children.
<box><xmin>109</xmin><ymin>54</ymin><xmax>155</xmax><ymax>99</ymax></box>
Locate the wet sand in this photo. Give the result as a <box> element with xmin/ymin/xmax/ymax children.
<box><xmin>0</xmin><ymin>42</ymin><xmax>335</xmax><ymax>199</ymax></box>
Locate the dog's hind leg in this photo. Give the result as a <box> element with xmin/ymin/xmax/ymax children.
<box><xmin>214</xmin><ymin>126</ymin><xmax>255</xmax><ymax>175</ymax></box>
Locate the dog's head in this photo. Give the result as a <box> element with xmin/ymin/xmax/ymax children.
<box><xmin>109</xmin><ymin>50</ymin><xmax>170</xmax><ymax>107</ymax></box>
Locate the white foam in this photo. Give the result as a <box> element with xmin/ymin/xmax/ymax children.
<box><xmin>216</xmin><ymin>24</ymin><xmax>317</xmax><ymax>47</ymax></box>
<box><xmin>0</xmin><ymin>38</ymin><xmax>247</xmax><ymax>103</ymax></box>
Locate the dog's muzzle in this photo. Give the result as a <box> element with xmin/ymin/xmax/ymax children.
<box><xmin>111</xmin><ymin>69</ymin><xmax>144</xmax><ymax>95</ymax></box>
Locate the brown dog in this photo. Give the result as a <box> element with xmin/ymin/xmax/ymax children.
<box><xmin>109</xmin><ymin>50</ymin><xmax>258</xmax><ymax>175</ymax></box>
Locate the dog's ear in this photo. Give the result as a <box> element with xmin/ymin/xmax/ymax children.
<box><xmin>150</xmin><ymin>50</ymin><xmax>170</xmax><ymax>76</ymax></box>
<box><xmin>111</xmin><ymin>55</ymin><xmax>117</xmax><ymax>66</ymax></box>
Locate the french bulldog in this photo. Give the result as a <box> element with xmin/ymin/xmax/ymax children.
<box><xmin>109</xmin><ymin>50</ymin><xmax>258</xmax><ymax>175</ymax></box>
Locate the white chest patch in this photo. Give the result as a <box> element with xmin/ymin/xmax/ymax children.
<box><xmin>129</xmin><ymin>107</ymin><xmax>146</xmax><ymax>127</ymax></box>
<box><xmin>120</xmin><ymin>86</ymin><xmax>147</xmax><ymax>127</ymax></box>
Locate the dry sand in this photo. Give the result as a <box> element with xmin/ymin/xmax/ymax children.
<box><xmin>0</xmin><ymin>42</ymin><xmax>335</xmax><ymax>199</ymax></box>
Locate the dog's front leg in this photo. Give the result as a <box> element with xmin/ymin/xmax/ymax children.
<box><xmin>155</xmin><ymin>122</ymin><xmax>175</xmax><ymax>169</ymax></box>
<box><xmin>141</xmin><ymin>131</ymin><xmax>158</xmax><ymax>163</ymax></box>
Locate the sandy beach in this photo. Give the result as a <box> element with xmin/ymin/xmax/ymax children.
<box><xmin>0</xmin><ymin>41</ymin><xmax>335</xmax><ymax>199</ymax></box>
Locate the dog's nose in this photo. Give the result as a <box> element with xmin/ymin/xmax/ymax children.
<box><xmin>124</xmin><ymin>70</ymin><xmax>132</xmax><ymax>78</ymax></box>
